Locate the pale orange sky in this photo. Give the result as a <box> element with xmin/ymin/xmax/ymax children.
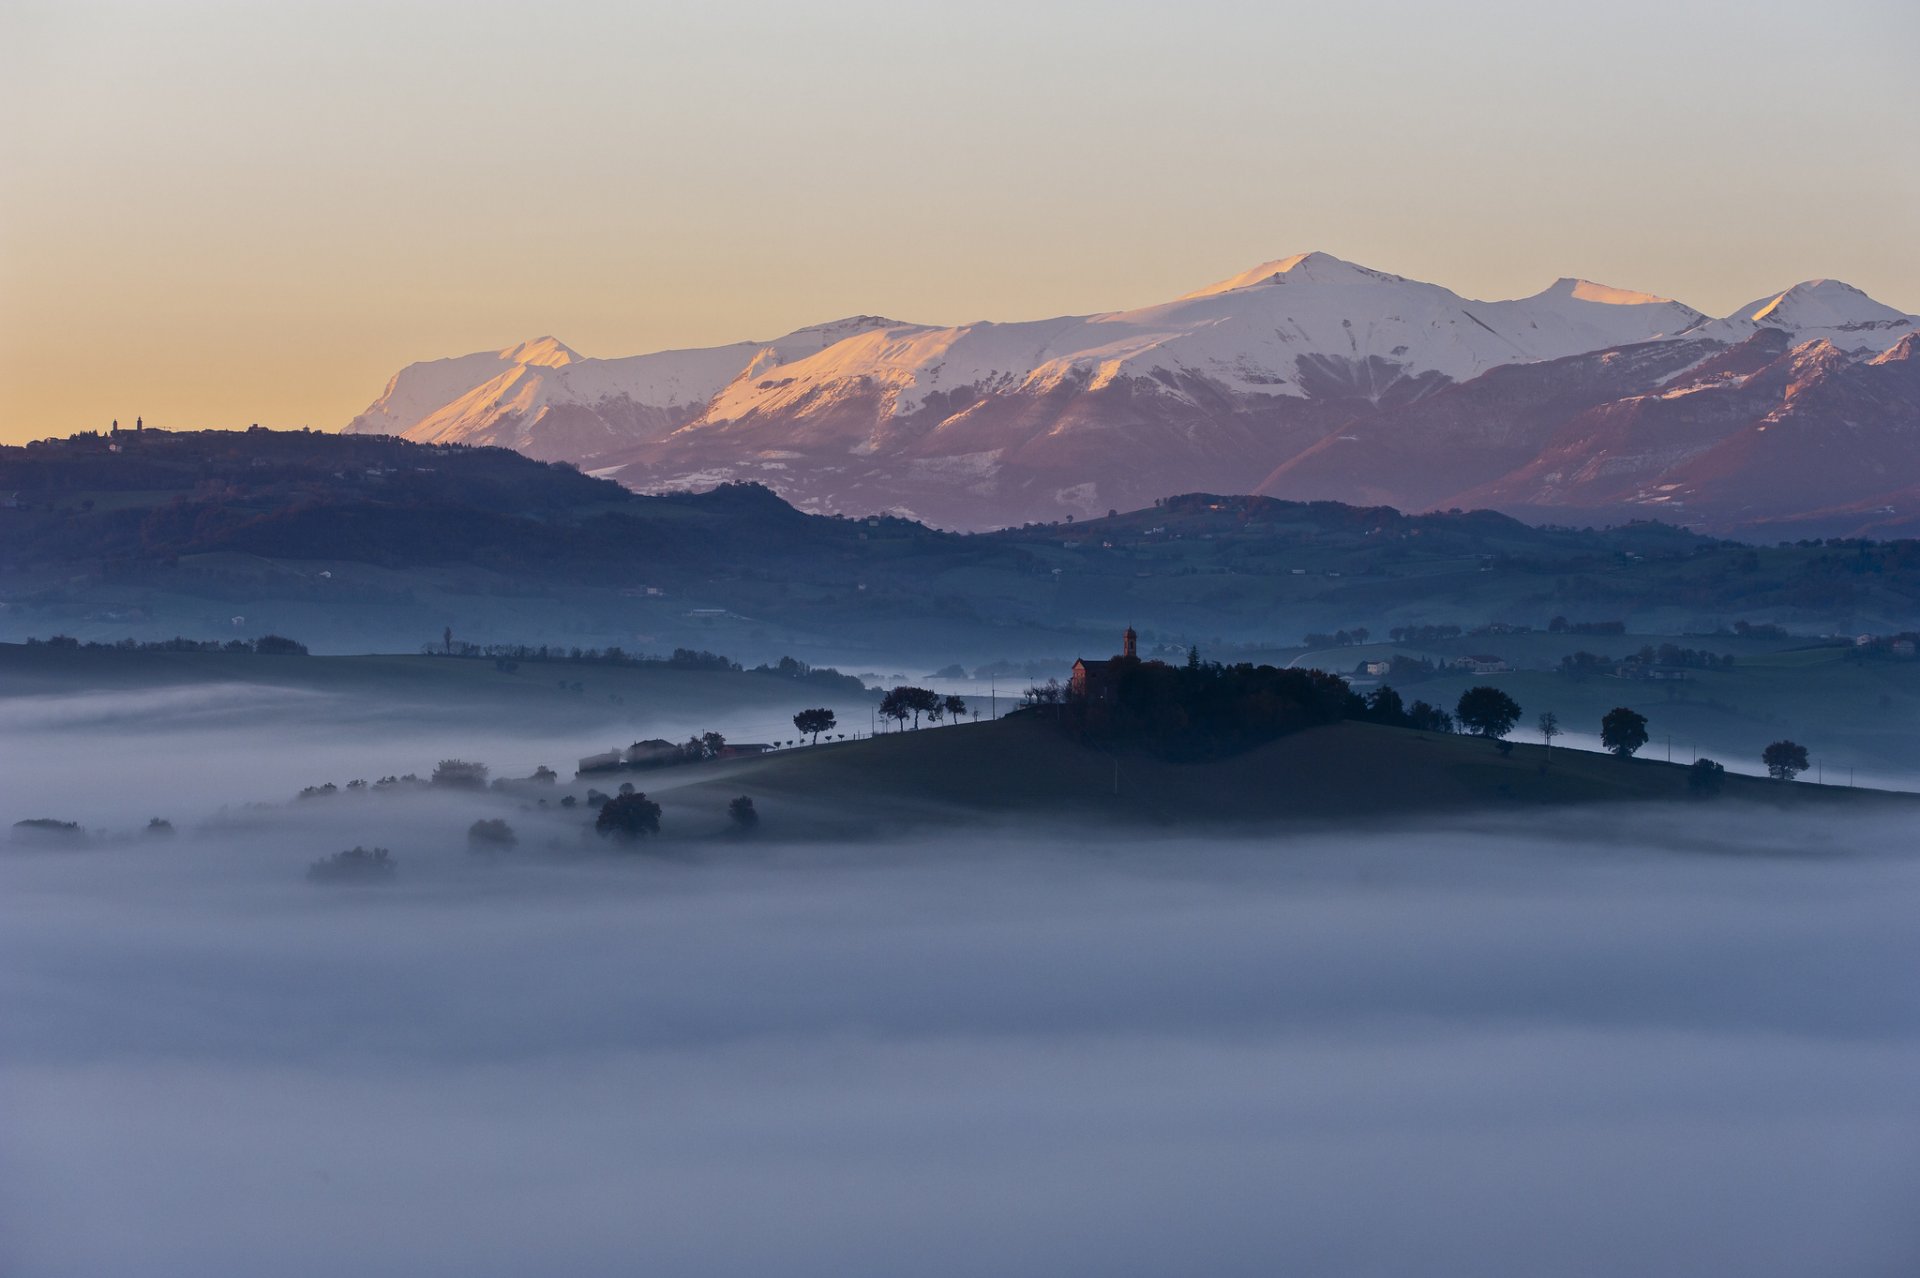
<box><xmin>3</xmin><ymin>0</ymin><xmax>1916</xmax><ymax>443</ymax></box>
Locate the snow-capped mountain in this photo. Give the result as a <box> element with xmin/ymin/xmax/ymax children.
<box><xmin>344</xmin><ymin>253</ymin><xmax>1919</xmax><ymax>535</ymax></box>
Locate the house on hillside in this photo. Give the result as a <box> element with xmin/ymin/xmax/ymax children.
<box><xmin>624</xmin><ymin>739</ymin><xmax>678</xmax><ymax>766</ymax></box>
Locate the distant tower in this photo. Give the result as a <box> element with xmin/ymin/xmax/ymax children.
<box><xmin>111</xmin><ymin>419</ymin><xmax>119</xmax><ymax>432</ymax></box>
<box><xmin>1122</xmin><ymin>625</ymin><xmax>1138</xmax><ymax>660</ymax></box>
<box><xmin>135</xmin><ymin>416</ymin><xmax>143</xmax><ymax>432</ymax></box>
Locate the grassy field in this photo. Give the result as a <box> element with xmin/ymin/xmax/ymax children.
<box><xmin>661</xmin><ymin>712</ymin><xmax>1901</xmax><ymax>838</ymax></box>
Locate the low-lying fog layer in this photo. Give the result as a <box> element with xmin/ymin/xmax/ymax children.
<box><xmin>0</xmin><ymin>681</ymin><xmax>855</xmax><ymax>829</ymax></box>
<box><xmin>2</xmin><ymin>788</ymin><xmax>1916</xmax><ymax>1276</ymax></box>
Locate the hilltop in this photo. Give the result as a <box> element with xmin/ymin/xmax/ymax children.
<box><xmin>665</xmin><ymin>712</ymin><xmax>1901</xmax><ymax>836</ymax></box>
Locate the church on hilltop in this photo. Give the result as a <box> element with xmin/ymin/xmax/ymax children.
<box><xmin>1070</xmin><ymin>626</ymin><xmax>1144</xmax><ymax>704</ymax></box>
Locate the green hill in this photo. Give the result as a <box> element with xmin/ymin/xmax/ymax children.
<box><xmin>666</xmin><ymin>712</ymin><xmax>1899</xmax><ymax>836</ymax></box>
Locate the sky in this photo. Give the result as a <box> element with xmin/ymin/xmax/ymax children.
<box><xmin>2</xmin><ymin>0</ymin><xmax>1916</xmax><ymax>443</ymax></box>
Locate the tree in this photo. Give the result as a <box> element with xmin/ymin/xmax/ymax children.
<box><xmin>1687</xmin><ymin>757</ymin><xmax>1726</xmax><ymax>796</ymax></box>
<box><xmin>793</xmin><ymin>707</ymin><xmax>836</xmax><ymax>744</ymax></box>
<box><xmin>307</xmin><ymin>846</ymin><xmax>395</xmax><ymax>883</ymax></box>
<box><xmin>431</xmin><ymin>759</ymin><xmax>489</xmax><ymax>788</ymax></box>
<box><xmin>1455</xmin><ymin>686</ymin><xmax>1521</xmax><ymax>739</ymax></box>
<box><xmin>1406</xmin><ymin>700</ymin><xmax>1454</xmax><ymax>734</ymax></box>
<box><xmin>1600</xmin><ymin>707</ymin><xmax>1648</xmax><ymax>758</ymax></box>
<box><xmin>467</xmin><ymin>818</ymin><xmax>517</xmax><ymax>850</ymax></box>
<box><xmin>1365</xmin><ymin>685</ymin><xmax>1405</xmax><ymax>724</ymax></box>
<box><xmin>1537</xmin><ymin>711</ymin><xmax>1560</xmax><ymax>755</ymax></box>
<box><xmin>1763</xmin><ymin>740</ymin><xmax>1810</xmax><ymax>781</ymax></box>
<box><xmin>943</xmin><ymin>694</ymin><xmax>968</xmax><ymax>722</ymax></box>
<box><xmin>596</xmin><ymin>792</ymin><xmax>662</xmax><ymax>839</ymax></box>
<box><xmin>728</xmin><ymin>795</ymin><xmax>758</xmax><ymax>829</ymax></box>
<box><xmin>885</xmin><ymin>685</ymin><xmax>940</xmax><ymax>728</ymax></box>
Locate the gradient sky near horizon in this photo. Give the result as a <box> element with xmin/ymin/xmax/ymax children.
<box><xmin>2</xmin><ymin>0</ymin><xmax>1916</xmax><ymax>443</ymax></box>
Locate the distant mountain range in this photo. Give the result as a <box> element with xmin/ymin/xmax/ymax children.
<box><xmin>344</xmin><ymin>254</ymin><xmax>1920</xmax><ymax>537</ymax></box>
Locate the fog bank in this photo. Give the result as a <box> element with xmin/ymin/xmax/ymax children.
<box><xmin>2</xmin><ymin>800</ymin><xmax>1916</xmax><ymax>1276</ymax></box>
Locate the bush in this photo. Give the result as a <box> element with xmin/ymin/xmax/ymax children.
<box><xmin>306</xmin><ymin>846</ymin><xmax>396</xmax><ymax>883</ymax></box>
<box><xmin>253</xmin><ymin>634</ymin><xmax>309</xmax><ymax>655</ymax></box>
<box><xmin>596</xmin><ymin>792</ymin><xmax>662</xmax><ymax>840</ymax></box>
<box><xmin>467</xmin><ymin>818</ymin><xmax>517</xmax><ymax>850</ymax></box>
<box><xmin>10</xmin><ymin>818</ymin><xmax>84</xmax><ymax>846</ymax></box>
<box><xmin>145</xmin><ymin>817</ymin><xmax>175</xmax><ymax>837</ymax></box>
<box><xmin>728</xmin><ymin>795</ymin><xmax>759</xmax><ymax>830</ymax></box>
<box><xmin>431</xmin><ymin>759</ymin><xmax>489</xmax><ymax>789</ymax></box>
<box><xmin>1687</xmin><ymin>758</ymin><xmax>1726</xmax><ymax>796</ymax></box>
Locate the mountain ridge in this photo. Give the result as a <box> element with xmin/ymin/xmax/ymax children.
<box><xmin>342</xmin><ymin>255</ymin><xmax>1920</xmax><ymax>535</ymax></box>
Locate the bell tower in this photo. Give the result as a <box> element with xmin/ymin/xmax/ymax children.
<box><xmin>1122</xmin><ymin>625</ymin><xmax>1137</xmax><ymax>660</ymax></box>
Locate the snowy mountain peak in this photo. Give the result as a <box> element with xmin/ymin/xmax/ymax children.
<box><xmin>1180</xmin><ymin>252</ymin><xmax>1400</xmax><ymax>299</ymax></box>
<box><xmin>1741</xmin><ymin>279</ymin><xmax>1907</xmax><ymax>329</ymax></box>
<box><xmin>1687</xmin><ymin>279</ymin><xmax>1917</xmax><ymax>353</ymax></box>
<box><xmin>499</xmin><ymin>336</ymin><xmax>580</xmax><ymax>367</ymax></box>
<box><xmin>1539</xmin><ymin>278</ymin><xmax>1680</xmax><ymax>307</ymax></box>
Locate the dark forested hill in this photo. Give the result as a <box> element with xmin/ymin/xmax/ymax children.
<box><xmin>5</xmin><ymin>428</ymin><xmax>1920</xmax><ymax>657</ymax></box>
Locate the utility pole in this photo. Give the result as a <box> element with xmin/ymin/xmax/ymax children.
<box><xmin>991</xmin><ymin>681</ymin><xmax>996</xmax><ymax>720</ymax></box>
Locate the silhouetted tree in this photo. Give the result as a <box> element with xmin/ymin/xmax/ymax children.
<box><xmin>254</xmin><ymin>634</ymin><xmax>309</xmax><ymax>656</ymax></box>
<box><xmin>885</xmin><ymin>685</ymin><xmax>941</xmax><ymax>727</ymax></box>
<box><xmin>1537</xmin><ymin>710</ymin><xmax>1560</xmax><ymax>756</ymax></box>
<box><xmin>943</xmin><ymin>694</ymin><xmax>968</xmax><ymax>722</ymax></box>
<box><xmin>879</xmin><ymin>688</ymin><xmax>911</xmax><ymax>731</ymax></box>
<box><xmin>145</xmin><ymin>817</ymin><xmax>175</xmax><ymax>838</ymax></box>
<box><xmin>1600</xmin><ymin>707</ymin><xmax>1648</xmax><ymax>758</ymax></box>
<box><xmin>793</xmin><ymin>707</ymin><xmax>836</xmax><ymax>744</ymax></box>
<box><xmin>1365</xmin><ymin>685</ymin><xmax>1405</xmax><ymax>724</ymax></box>
<box><xmin>1455</xmin><ymin>686</ymin><xmax>1521</xmax><ymax>739</ymax></box>
<box><xmin>531</xmin><ymin>765</ymin><xmax>557</xmax><ymax>784</ymax></box>
<box><xmin>1406</xmin><ymin>700</ymin><xmax>1454</xmax><ymax>733</ymax></box>
<box><xmin>728</xmin><ymin>795</ymin><xmax>758</xmax><ymax>830</ymax></box>
<box><xmin>596</xmin><ymin>792</ymin><xmax>662</xmax><ymax>839</ymax></box>
<box><xmin>1763</xmin><ymin>740</ymin><xmax>1809</xmax><ymax>781</ymax></box>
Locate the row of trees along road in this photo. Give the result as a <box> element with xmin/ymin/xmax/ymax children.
<box><xmin>878</xmin><ymin>687</ymin><xmax>970</xmax><ymax>730</ymax></box>
<box><xmin>1452</xmin><ymin>685</ymin><xmax>1812</xmax><ymax>781</ymax></box>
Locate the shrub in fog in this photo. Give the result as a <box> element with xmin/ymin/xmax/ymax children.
<box><xmin>467</xmin><ymin>819</ymin><xmax>517</xmax><ymax>850</ymax></box>
<box><xmin>1688</xmin><ymin>758</ymin><xmax>1727</xmax><ymax>796</ymax></box>
<box><xmin>595</xmin><ymin>793</ymin><xmax>662</xmax><ymax>841</ymax></box>
<box><xmin>11</xmin><ymin>818</ymin><xmax>86</xmax><ymax>847</ymax></box>
<box><xmin>145</xmin><ymin>817</ymin><xmax>175</xmax><ymax>837</ymax></box>
<box><xmin>306</xmin><ymin>846</ymin><xmax>396</xmax><ymax>883</ymax></box>
<box><xmin>431</xmin><ymin>760</ymin><xmax>490</xmax><ymax>789</ymax></box>
<box><xmin>728</xmin><ymin>796</ymin><xmax>759</xmax><ymax>830</ymax></box>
